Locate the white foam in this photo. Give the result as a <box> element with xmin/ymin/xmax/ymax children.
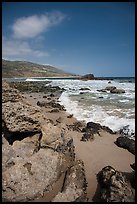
<box><xmin>59</xmin><ymin>91</ymin><xmax>135</xmax><ymax>134</ymax></box>
<box><xmin>25</xmin><ymin>78</ymin><xmax>49</xmax><ymax>82</ymax></box>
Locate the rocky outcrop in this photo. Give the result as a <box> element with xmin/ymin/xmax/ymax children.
<box><xmin>52</xmin><ymin>160</ymin><xmax>87</xmax><ymax>202</ymax></box>
<box><xmin>2</xmin><ymin>81</ymin><xmax>87</xmax><ymax>202</ymax></box>
<box><xmin>37</xmin><ymin>100</ymin><xmax>66</xmax><ymax>111</ymax></box>
<box><xmin>80</xmin><ymin>74</ymin><xmax>94</xmax><ymax>80</ymax></box>
<box><xmin>97</xmin><ymin>166</ymin><xmax>135</xmax><ymax>202</ymax></box>
<box><xmin>110</xmin><ymin>88</ymin><xmax>125</xmax><ymax>94</ymax></box>
<box><xmin>97</xmin><ymin>86</ymin><xmax>125</xmax><ymax>94</ymax></box>
<box><xmin>67</xmin><ymin>121</ymin><xmax>85</xmax><ymax>132</ymax></box>
<box><xmin>115</xmin><ymin>136</ymin><xmax>135</xmax><ymax>155</ymax></box>
<box><xmin>81</xmin><ymin>121</ymin><xmax>115</xmax><ymax>141</ymax></box>
<box><xmin>2</xmin><ymin>81</ymin><xmax>23</xmax><ymax>103</ymax></box>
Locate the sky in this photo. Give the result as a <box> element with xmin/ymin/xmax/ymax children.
<box><xmin>2</xmin><ymin>2</ymin><xmax>135</xmax><ymax>77</ymax></box>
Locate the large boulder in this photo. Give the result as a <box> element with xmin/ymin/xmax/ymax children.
<box><xmin>115</xmin><ymin>136</ymin><xmax>135</xmax><ymax>155</ymax></box>
<box><xmin>97</xmin><ymin>166</ymin><xmax>135</xmax><ymax>202</ymax></box>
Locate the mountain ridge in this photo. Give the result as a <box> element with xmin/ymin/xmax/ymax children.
<box><xmin>2</xmin><ymin>59</ymin><xmax>76</xmax><ymax>78</ymax></box>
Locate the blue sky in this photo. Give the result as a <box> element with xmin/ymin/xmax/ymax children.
<box><xmin>2</xmin><ymin>2</ymin><xmax>135</xmax><ymax>77</ymax></box>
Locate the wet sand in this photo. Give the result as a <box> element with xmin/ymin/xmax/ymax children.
<box><xmin>24</xmin><ymin>92</ymin><xmax>135</xmax><ymax>202</ymax></box>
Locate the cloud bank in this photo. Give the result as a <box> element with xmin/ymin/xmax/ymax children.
<box><xmin>12</xmin><ymin>11</ymin><xmax>66</xmax><ymax>39</ymax></box>
<box><xmin>3</xmin><ymin>11</ymin><xmax>66</xmax><ymax>60</ymax></box>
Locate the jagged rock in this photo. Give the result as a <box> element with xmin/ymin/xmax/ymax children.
<box><xmin>2</xmin><ymin>81</ymin><xmax>87</xmax><ymax>202</ymax></box>
<box><xmin>110</xmin><ymin>88</ymin><xmax>125</xmax><ymax>94</ymax></box>
<box><xmin>37</xmin><ymin>100</ymin><xmax>66</xmax><ymax>111</ymax></box>
<box><xmin>52</xmin><ymin>160</ymin><xmax>88</xmax><ymax>202</ymax></box>
<box><xmin>2</xmin><ymin>81</ymin><xmax>23</xmax><ymax>103</ymax></box>
<box><xmin>2</xmin><ymin>101</ymin><xmax>42</xmax><ymax>145</ymax></box>
<box><xmin>67</xmin><ymin>121</ymin><xmax>84</xmax><ymax>132</ymax></box>
<box><xmin>97</xmin><ymin>166</ymin><xmax>135</xmax><ymax>202</ymax></box>
<box><xmin>81</xmin><ymin>121</ymin><xmax>115</xmax><ymax>141</ymax></box>
<box><xmin>115</xmin><ymin>136</ymin><xmax>135</xmax><ymax>155</ymax></box>
<box><xmin>2</xmin><ymin>148</ymin><xmax>71</xmax><ymax>202</ymax></box>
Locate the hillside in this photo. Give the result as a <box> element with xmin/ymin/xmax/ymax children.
<box><xmin>2</xmin><ymin>59</ymin><xmax>74</xmax><ymax>78</ymax></box>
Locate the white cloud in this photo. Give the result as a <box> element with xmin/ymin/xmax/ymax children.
<box><xmin>12</xmin><ymin>11</ymin><xmax>66</xmax><ymax>39</ymax></box>
<box><xmin>2</xmin><ymin>37</ymin><xmax>49</xmax><ymax>59</ymax></box>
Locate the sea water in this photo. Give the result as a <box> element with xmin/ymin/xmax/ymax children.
<box><xmin>11</xmin><ymin>77</ymin><xmax>134</xmax><ymax>138</ymax></box>
<box><xmin>50</xmin><ymin>78</ymin><xmax>135</xmax><ymax>138</ymax></box>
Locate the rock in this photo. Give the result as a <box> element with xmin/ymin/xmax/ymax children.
<box><xmin>2</xmin><ymin>148</ymin><xmax>71</xmax><ymax>202</ymax></box>
<box><xmin>110</xmin><ymin>88</ymin><xmax>125</xmax><ymax>94</ymax></box>
<box><xmin>80</xmin><ymin>74</ymin><xmax>94</xmax><ymax>80</ymax></box>
<box><xmin>97</xmin><ymin>89</ymin><xmax>107</xmax><ymax>93</ymax></box>
<box><xmin>67</xmin><ymin>121</ymin><xmax>84</xmax><ymax>132</ymax></box>
<box><xmin>79</xmin><ymin>87</ymin><xmax>90</xmax><ymax>91</ymax></box>
<box><xmin>52</xmin><ymin>160</ymin><xmax>88</xmax><ymax>202</ymax></box>
<box><xmin>81</xmin><ymin>122</ymin><xmax>115</xmax><ymax>141</ymax></box>
<box><xmin>105</xmin><ymin>86</ymin><xmax>116</xmax><ymax>91</ymax></box>
<box><xmin>37</xmin><ymin>100</ymin><xmax>66</xmax><ymax>111</ymax></box>
<box><xmin>108</xmin><ymin>81</ymin><xmax>111</xmax><ymax>84</ymax></box>
<box><xmin>2</xmin><ymin>81</ymin><xmax>87</xmax><ymax>202</ymax></box>
<box><xmin>2</xmin><ymin>102</ymin><xmax>42</xmax><ymax>144</ymax></box>
<box><xmin>115</xmin><ymin>136</ymin><xmax>135</xmax><ymax>155</ymax></box>
<box><xmin>97</xmin><ymin>166</ymin><xmax>135</xmax><ymax>202</ymax></box>
<box><xmin>2</xmin><ymin>81</ymin><xmax>23</xmax><ymax>103</ymax></box>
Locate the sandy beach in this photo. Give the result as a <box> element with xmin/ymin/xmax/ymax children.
<box><xmin>23</xmin><ymin>91</ymin><xmax>135</xmax><ymax>202</ymax></box>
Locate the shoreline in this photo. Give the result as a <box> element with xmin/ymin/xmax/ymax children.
<box><xmin>3</xmin><ymin>81</ymin><xmax>135</xmax><ymax>202</ymax></box>
<box><xmin>22</xmin><ymin>88</ymin><xmax>134</xmax><ymax>201</ymax></box>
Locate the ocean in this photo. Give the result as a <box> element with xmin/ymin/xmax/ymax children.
<box><xmin>50</xmin><ymin>77</ymin><xmax>135</xmax><ymax>138</ymax></box>
<box><xmin>5</xmin><ymin>77</ymin><xmax>135</xmax><ymax>138</ymax></box>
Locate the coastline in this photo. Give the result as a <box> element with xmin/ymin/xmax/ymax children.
<box><xmin>23</xmin><ymin>91</ymin><xmax>134</xmax><ymax>202</ymax></box>
<box><xmin>2</xmin><ymin>80</ymin><xmax>135</xmax><ymax>202</ymax></box>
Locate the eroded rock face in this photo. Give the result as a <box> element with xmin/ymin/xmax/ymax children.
<box><xmin>2</xmin><ymin>148</ymin><xmax>70</xmax><ymax>202</ymax></box>
<box><xmin>2</xmin><ymin>81</ymin><xmax>23</xmax><ymax>103</ymax></box>
<box><xmin>2</xmin><ymin>81</ymin><xmax>87</xmax><ymax>202</ymax></box>
<box><xmin>52</xmin><ymin>160</ymin><xmax>87</xmax><ymax>202</ymax></box>
<box><xmin>97</xmin><ymin>166</ymin><xmax>135</xmax><ymax>202</ymax></box>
